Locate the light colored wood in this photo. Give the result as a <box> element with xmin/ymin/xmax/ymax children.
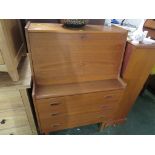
<box><xmin>20</xmin><ymin>89</ymin><xmax>37</xmax><ymax>134</ymax></box>
<box><xmin>0</xmin><ymin>108</ymin><xmax>29</xmax><ymax>130</ymax></box>
<box><xmin>26</xmin><ymin>23</ymin><xmax>127</xmax><ymax>85</ymax></box>
<box><xmin>0</xmin><ymin>51</ymin><xmax>4</xmax><ymax>64</ymax></box>
<box><xmin>0</xmin><ymin>56</ymin><xmax>37</xmax><ymax>135</ymax></box>
<box><xmin>0</xmin><ymin>19</ymin><xmax>25</xmax><ymax>81</ymax></box>
<box><xmin>0</xmin><ymin>90</ymin><xmax>24</xmax><ymax>111</ymax></box>
<box><xmin>0</xmin><ymin>64</ymin><xmax>7</xmax><ymax>72</ymax></box>
<box><xmin>35</xmin><ymin>78</ymin><xmax>126</xmax><ymax>99</ymax></box>
<box><xmin>0</xmin><ymin>126</ymin><xmax>32</xmax><ymax>135</ymax></box>
<box><xmin>115</xmin><ymin>42</ymin><xmax>155</xmax><ymax>120</ymax></box>
<box><xmin>0</xmin><ymin>56</ymin><xmax>31</xmax><ymax>92</ymax></box>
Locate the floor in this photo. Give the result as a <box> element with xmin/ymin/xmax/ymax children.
<box><xmin>50</xmin><ymin>90</ymin><xmax>155</xmax><ymax>135</ymax></box>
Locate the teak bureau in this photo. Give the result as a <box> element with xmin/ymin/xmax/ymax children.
<box><xmin>26</xmin><ymin>23</ymin><xmax>127</xmax><ymax>134</ymax></box>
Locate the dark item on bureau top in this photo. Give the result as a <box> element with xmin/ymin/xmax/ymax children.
<box><xmin>61</xmin><ymin>19</ymin><xmax>89</xmax><ymax>28</ymax></box>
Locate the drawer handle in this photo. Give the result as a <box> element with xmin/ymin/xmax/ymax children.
<box><xmin>50</xmin><ymin>102</ymin><xmax>61</xmax><ymax>106</ymax></box>
<box><xmin>101</xmin><ymin>105</ymin><xmax>113</xmax><ymax>110</ymax></box>
<box><xmin>0</xmin><ymin>119</ymin><xmax>6</xmax><ymax>125</ymax></box>
<box><xmin>104</xmin><ymin>95</ymin><xmax>113</xmax><ymax>99</ymax></box>
<box><xmin>51</xmin><ymin>112</ymin><xmax>59</xmax><ymax>116</ymax></box>
<box><xmin>51</xmin><ymin>123</ymin><xmax>61</xmax><ymax>128</ymax></box>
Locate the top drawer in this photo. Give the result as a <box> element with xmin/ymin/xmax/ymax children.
<box><xmin>36</xmin><ymin>90</ymin><xmax>123</xmax><ymax>116</ymax></box>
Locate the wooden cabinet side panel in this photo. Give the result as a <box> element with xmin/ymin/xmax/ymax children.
<box><xmin>116</xmin><ymin>45</ymin><xmax>155</xmax><ymax>120</ymax></box>
<box><xmin>0</xmin><ymin>51</ymin><xmax>4</xmax><ymax>64</ymax></box>
<box><xmin>20</xmin><ymin>89</ymin><xmax>37</xmax><ymax>134</ymax></box>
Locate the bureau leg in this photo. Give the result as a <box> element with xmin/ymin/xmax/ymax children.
<box><xmin>99</xmin><ymin>118</ymin><xmax>127</xmax><ymax>132</ymax></box>
<box><xmin>99</xmin><ymin>122</ymin><xmax>111</xmax><ymax>132</ymax></box>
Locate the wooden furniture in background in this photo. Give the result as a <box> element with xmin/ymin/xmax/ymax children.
<box><xmin>0</xmin><ymin>56</ymin><xmax>37</xmax><ymax>135</ymax></box>
<box><xmin>114</xmin><ymin>42</ymin><xmax>155</xmax><ymax>121</ymax></box>
<box><xmin>0</xmin><ymin>19</ymin><xmax>25</xmax><ymax>81</ymax></box>
<box><xmin>143</xmin><ymin>19</ymin><xmax>155</xmax><ymax>93</ymax></box>
<box><xmin>144</xmin><ymin>19</ymin><xmax>155</xmax><ymax>39</ymax></box>
<box><xmin>26</xmin><ymin>23</ymin><xmax>127</xmax><ymax>134</ymax></box>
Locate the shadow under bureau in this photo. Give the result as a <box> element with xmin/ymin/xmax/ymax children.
<box><xmin>26</xmin><ymin>23</ymin><xmax>128</xmax><ymax>134</ymax></box>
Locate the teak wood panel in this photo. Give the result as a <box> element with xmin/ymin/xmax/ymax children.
<box><xmin>27</xmin><ymin>23</ymin><xmax>127</xmax><ymax>33</ymax></box>
<box><xmin>115</xmin><ymin>42</ymin><xmax>155</xmax><ymax>120</ymax></box>
<box><xmin>35</xmin><ymin>89</ymin><xmax>125</xmax><ymax>133</ymax></box>
<box><xmin>27</xmin><ymin>24</ymin><xmax>127</xmax><ymax>85</ymax></box>
<box><xmin>39</xmin><ymin>111</ymin><xmax>105</xmax><ymax>132</ymax></box>
<box><xmin>35</xmin><ymin>78</ymin><xmax>126</xmax><ymax>99</ymax></box>
<box><xmin>36</xmin><ymin>90</ymin><xmax>123</xmax><ymax>116</ymax></box>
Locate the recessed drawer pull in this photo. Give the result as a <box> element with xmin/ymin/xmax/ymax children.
<box><xmin>51</xmin><ymin>112</ymin><xmax>59</xmax><ymax>116</ymax></box>
<box><xmin>0</xmin><ymin>119</ymin><xmax>6</xmax><ymax>125</ymax></box>
<box><xmin>50</xmin><ymin>102</ymin><xmax>61</xmax><ymax>106</ymax></box>
<box><xmin>101</xmin><ymin>105</ymin><xmax>113</xmax><ymax>110</ymax></box>
<box><xmin>104</xmin><ymin>95</ymin><xmax>113</xmax><ymax>99</ymax></box>
<box><xmin>51</xmin><ymin>123</ymin><xmax>61</xmax><ymax>128</ymax></box>
<box><xmin>101</xmin><ymin>104</ymin><xmax>110</xmax><ymax>108</ymax></box>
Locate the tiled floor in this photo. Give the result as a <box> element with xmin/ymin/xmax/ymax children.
<box><xmin>50</xmin><ymin>90</ymin><xmax>155</xmax><ymax>135</ymax></box>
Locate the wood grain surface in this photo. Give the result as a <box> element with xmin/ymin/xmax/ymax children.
<box><xmin>27</xmin><ymin>23</ymin><xmax>127</xmax><ymax>85</ymax></box>
<box><xmin>116</xmin><ymin>42</ymin><xmax>155</xmax><ymax>120</ymax></box>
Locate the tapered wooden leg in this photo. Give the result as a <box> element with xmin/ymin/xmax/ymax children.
<box><xmin>99</xmin><ymin>118</ymin><xmax>126</xmax><ymax>132</ymax></box>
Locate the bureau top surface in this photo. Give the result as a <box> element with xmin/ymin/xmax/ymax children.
<box><xmin>27</xmin><ymin>23</ymin><xmax>127</xmax><ymax>33</ymax></box>
<box><xmin>34</xmin><ymin>78</ymin><xmax>126</xmax><ymax>99</ymax></box>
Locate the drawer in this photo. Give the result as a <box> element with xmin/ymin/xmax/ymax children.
<box><xmin>0</xmin><ymin>51</ymin><xmax>4</xmax><ymax>65</ymax></box>
<box><xmin>0</xmin><ymin>126</ymin><xmax>32</xmax><ymax>135</ymax></box>
<box><xmin>0</xmin><ymin>90</ymin><xmax>24</xmax><ymax>111</ymax></box>
<box><xmin>40</xmin><ymin>111</ymin><xmax>105</xmax><ymax>132</ymax></box>
<box><xmin>36</xmin><ymin>90</ymin><xmax>123</xmax><ymax>116</ymax></box>
<box><xmin>0</xmin><ymin>109</ymin><xmax>30</xmax><ymax>130</ymax></box>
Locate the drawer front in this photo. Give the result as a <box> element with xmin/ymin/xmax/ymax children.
<box><xmin>36</xmin><ymin>90</ymin><xmax>123</xmax><ymax>117</ymax></box>
<box><xmin>0</xmin><ymin>109</ymin><xmax>30</xmax><ymax>130</ymax></box>
<box><xmin>0</xmin><ymin>90</ymin><xmax>24</xmax><ymax>111</ymax></box>
<box><xmin>0</xmin><ymin>51</ymin><xmax>4</xmax><ymax>65</ymax></box>
<box><xmin>0</xmin><ymin>126</ymin><xmax>32</xmax><ymax>135</ymax></box>
<box><xmin>40</xmin><ymin>111</ymin><xmax>105</xmax><ymax>132</ymax></box>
